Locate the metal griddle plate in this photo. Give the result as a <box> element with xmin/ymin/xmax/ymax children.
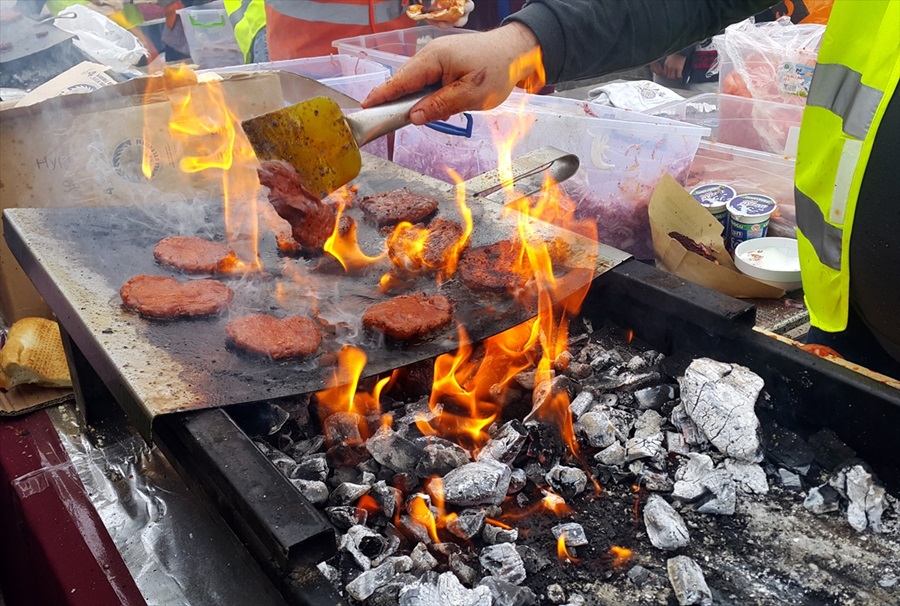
<box><xmin>4</xmin><ymin>151</ymin><xmax>630</xmax><ymax>439</ymax></box>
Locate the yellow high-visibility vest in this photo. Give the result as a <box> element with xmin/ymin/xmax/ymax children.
<box><xmin>223</xmin><ymin>0</ymin><xmax>267</xmax><ymax>63</ymax></box>
<box><xmin>795</xmin><ymin>0</ymin><xmax>900</xmax><ymax>331</ymax></box>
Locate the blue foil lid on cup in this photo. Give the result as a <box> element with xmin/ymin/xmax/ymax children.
<box><xmin>690</xmin><ymin>184</ymin><xmax>736</xmax><ymax>210</ymax></box>
<box><xmin>727</xmin><ymin>194</ymin><xmax>777</xmax><ymax>222</ymax></box>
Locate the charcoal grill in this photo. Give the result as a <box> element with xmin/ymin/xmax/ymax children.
<box><xmin>5</xmin><ymin>154</ymin><xmax>899</xmax><ymax>606</ymax></box>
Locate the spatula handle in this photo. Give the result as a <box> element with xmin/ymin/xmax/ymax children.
<box><xmin>345</xmin><ymin>86</ymin><xmax>440</xmax><ymax>147</ymax></box>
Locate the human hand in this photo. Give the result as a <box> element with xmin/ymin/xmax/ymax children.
<box><xmin>361</xmin><ymin>22</ymin><xmax>541</xmax><ymax>125</ymax></box>
<box><xmin>651</xmin><ymin>54</ymin><xmax>687</xmax><ymax>81</ymax></box>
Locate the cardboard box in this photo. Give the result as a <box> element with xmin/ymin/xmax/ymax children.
<box><xmin>0</xmin><ymin>68</ymin><xmax>356</xmax><ymax>413</ymax></box>
<box><xmin>649</xmin><ymin>174</ymin><xmax>785</xmax><ymax>298</ymax></box>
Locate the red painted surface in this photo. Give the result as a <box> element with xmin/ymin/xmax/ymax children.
<box><xmin>0</xmin><ymin>411</ymin><xmax>146</xmax><ymax>606</ymax></box>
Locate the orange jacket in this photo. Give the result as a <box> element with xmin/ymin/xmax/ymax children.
<box><xmin>265</xmin><ymin>0</ymin><xmax>414</xmax><ymax>60</ymax></box>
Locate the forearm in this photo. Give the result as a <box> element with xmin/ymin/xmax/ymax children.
<box><xmin>505</xmin><ymin>0</ymin><xmax>777</xmax><ymax>84</ymax></box>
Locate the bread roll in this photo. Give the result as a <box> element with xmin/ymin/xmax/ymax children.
<box><xmin>0</xmin><ymin>318</ymin><xmax>72</xmax><ymax>389</ymax></box>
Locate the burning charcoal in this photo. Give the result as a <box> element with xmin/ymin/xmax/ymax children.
<box><xmin>551</xmin><ymin>522</ymin><xmax>588</xmax><ymax>547</ymax></box>
<box><xmin>323</xmin><ymin>411</ymin><xmax>364</xmax><ymax>445</ymax></box>
<box><xmin>432</xmin><ymin>542</ymin><xmax>463</xmax><ymax>560</ymax></box>
<box><xmin>564</xmin><ymin>595</ymin><xmax>586</xmax><ymax>606</ymax></box>
<box><xmin>569</xmin><ymin>391</ymin><xmax>594</xmax><ymax>420</ymax></box>
<box><xmin>346</xmin><ymin>562</ymin><xmax>399</xmax><ymax>601</ymax></box>
<box><xmin>414</xmin><ymin>437</ymin><xmax>471</xmax><ymax>477</ymax></box>
<box><xmin>666</xmin><ymin>432</ymin><xmax>689</xmax><ymax>456</ymax></box>
<box><xmin>666</xmin><ymin>556</ymin><xmax>712</xmax><ymax>606</ymax></box>
<box><xmin>566</xmin><ymin>361</ymin><xmax>592</xmax><ymax>381</ymax></box>
<box><xmin>673</xmin><ymin>454</ymin><xmax>736</xmax><ymax>515</ymax></box>
<box><xmin>808</xmin><ymin>428</ymin><xmax>857</xmax><ymax>471</ymax></box>
<box><xmin>371</xmin><ymin>538</ymin><xmax>403</xmax><ymax>569</ymax></box>
<box><xmin>627</xmin><ymin>565</ymin><xmax>652</xmax><ymax>587</ymax></box>
<box><xmin>477</xmin><ymin>420</ymin><xmax>528</xmax><ymax>465</ymax></box>
<box><xmin>514</xmin><ymin>369</ymin><xmax>538</xmax><ymax>390</ymax></box>
<box><xmin>803</xmin><ymin>485</ymin><xmax>841</xmax><ymax>515</ymax></box>
<box><xmin>516</xmin><ymin>493</ymin><xmax>530</xmax><ymax>508</ymax></box>
<box><xmin>545</xmin><ymin>465</ymin><xmax>588</xmax><ymax>498</ymax></box>
<box><xmin>508</xmin><ymin>468</ymin><xmax>527</xmax><ymax>494</ymax></box>
<box><xmin>845</xmin><ymin>465</ymin><xmax>886</xmax><ymax>532</ymax></box>
<box><xmin>448</xmin><ymin>552</ymin><xmax>478</xmax><ymax>585</ymax></box>
<box><xmin>546</xmin><ymin>584</ymin><xmax>566</xmax><ymax>604</ymax></box>
<box><xmin>483</xmin><ymin>522</ymin><xmax>519</xmax><ymax>545</ymax></box>
<box><xmin>392</xmin><ymin>472</ymin><xmax>419</xmax><ymax>494</ymax></box>
<box><xmin>626</xmin><ymin>355</ymin><xmax>648</xmax><ymax>371</ymax></box>
<box><xmin>287</xmin><ymin>435</ymin><xmax>325</xmax><ymax>460</ymax></box>
<box><xmin>723</xmin><ymin>459</ymin><xmax>768</xmax><ymax>495</ymax></box>
<box><xmin>600</xmin><ymin>371</ymin><xmax>662</xmax><ymax>393</ymax></box>
<box><xmin>326</xmin><ymin>443</ymin><xmax>370</xmax><ymax>468</ymax></box>
<box><xmin>644</xmin><ymin>494</ymin><xmax>690</xmax><ymax>550</ymax></box>
<box><xmin>329</xmin><ymin>482</ymin><xmax>370</xmax><ymax>505</ymax></box>
<box><xmin>633</xmin><ymin>410</ymin><xmax>664</xmax><ymax>437</ymax></box>
<box><xmin>879</xmin><ymin>575</ymin><xmax>899</xmax><ymax>588</ymax></box>
<box><xmin>399</xmin><ymin>514</ymin><xmax>432</xmax><ymax>544</ymax></box>
<box><xmin>634</xmin><ymin>384</ymin><xmax>677</xmax><ymax>411</ymax></box>
<box><xmin>778</xmin><ymin>469</ymin><xmax>803</xmax><ymax>491</ymax></box>
<box><xmin>371</xmin><ymin>480</ymin><xmax>401</xmax><ymax>518</ymax></box>
<box><xmin>269</xmin><ymin>453</ymin><xmax>298</xmax><ymax>478</ymax></box>
<box><xmin>554</xmin><ymin>350</ymin><xmax>573</xmax><ymax>373</ymax></box>
<box><xmin>576</xmin><ymin>410</ymin><xmax>617</xmax><ymax>449</ymax></box>
<box><xmin>625</xmin><ymin>435</ymin><xmax>665</xmax><ymax>463</ymax></box>
<box><xmin>345</xmin><ymin>524</ymin><xmax>388</xmax><ymax>569</ymax></box>
<box><xmin>670</xmin><ymin>403</ymin><xmax>706</xmax><ymax>447</ymax></box>
<box><xmin>317</xmin><ymin>561</ymin><xmax>340</xmax><ymax>588</ymax></box>
<box><xmin>399</xmin><ymin>571</ymin><xmax>492</xmax><ymax>606</ymax></box>
<box><xmin>526</xmin><ymin>376</ymin><xmax>574</xmax><ymax>424</ymax></box>
<box><xmin>763</xmin><ymin>422</ymin><xmax>816</xmax><ymax>475</ymax></box>
<box><xmin>480</xmin><ymin>543</ymin><xmax>527</xmax><ymax>584</ymax></box>
<box><xmin>328</xmin><ymin>466</ymin><xmax>362</xmax><ymax>488</ymax></box>
<box><xmin>290</xmin><ymin>479</ymin><xmax>329</xmax><ymax>506</ymax></box>
<box><xmin>292</xmin><ymin>454</ymin><xmax>328</xmax><ymax>482</ymax></box>
<box><xmin>327</xmin><ymin>506</ymin><xmax>366</xmax><ymax>530</ymax></box>
<box><xmin>366</xmin><ymin>426</ymin><xmax>425</xmax><ymax>473</ymax></box>
<box><xmin>594</xmin><ymin>442</ymin><xmax>626</xmax><ymax>467</ymax></box>
<box><xmin>447</xmin><ymin>509</ymin><xmax>486</xmax><ymax>540</ymax></box>
<box><xmin>630</xmin><ymin>462</ymin><xmax>674</xmax><ymax>492</ymax></box>
<box><xmin>643</xmin><ymin>349</ymin><xmax>664</xmax><ymax>365</ymax></box>
<box><xmin>516</xmin><ymin>544</ymin><xmax>551</xmax><ymax>574</ymax></box>
<box><xmin>411</xmin><ymin>542</ymin><xmax>438</xmax><ymax>572</ymax></box>
<box><xmin>679</xmin><ymin>359</ymin><xmax>764</xmax><ymax>462</ymax></box>
<box><xmin>443</xmin><ymin>460</ymin><xmax>512</xmax><ymax>506</ymax></box>
<box><xmin>361</xmin><ymin>471</ymin><xmax>377</xmax><ymax>485</ymax></box>
<box><xmin>231</xmin><ymin>402</ymin><xmax>290</xmax><ymax>437</ymax></box>
<box><xmin>479</xmin><ymin>576</ymin><xmax>537</xmax><ymax>606</ymax></box>
<box><xmin>357</xmin><ymin>458</ymin><xmax>381</xmax><ymax>475</ymax></box>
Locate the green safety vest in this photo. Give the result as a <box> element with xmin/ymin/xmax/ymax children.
<box><xmin>223</xmin><ymin>0</ymin><xmax>267</xmax><ymax>63</ymax></box>
<box><xmin>795</xmin><ymin>0</ymin><xmax>900</xmax><ymax>331</ymax></box>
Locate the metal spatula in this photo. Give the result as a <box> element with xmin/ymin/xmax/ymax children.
<box><xmin>241</xmin><ymin>89</ymin><xmax>434</xmax><ymax>198</ymax></box>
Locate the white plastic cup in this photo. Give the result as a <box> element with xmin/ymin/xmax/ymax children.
<box><xmin>727</xmin><ymin>193</ymin><xmax>777</xmax><ymax>250</ymax></box>
<box><xmin>690</xmin><ymin>183</ymin><xmax>735</xmax><ymax>230</ymax></box>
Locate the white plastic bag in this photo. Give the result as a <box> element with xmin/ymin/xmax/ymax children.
<box><xmin>54</xmin><ymin>5</ymin><xmax>147</xmax><ymax>72</ymax></box>
<box><xmin>715</xmin><ymin>17</ymin><xmax>825</xmax><ymax>106</ymax></box>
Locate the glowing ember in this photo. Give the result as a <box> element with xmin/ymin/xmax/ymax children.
<box><xmin>610</xmin><ymin>546</ymin><xmax>633</xmax><ymax>567</ymax></box>
<box><xmin>557</xmin><ymin>534</ymin><xmax>580</xmax><ymax>563</ymax></box>
<box><xmin>485</xmin><ymin>518</ymin><xmax>513</xmax><ymax>530</ymax></box>
<box><xmin>315</xmin><ymin>346</ymin><xmax>386</xmax><ymax>442</ymax></box>
<box><xmin>542</xmin><ymin>489</ymin><xmax>573</xmax><ymax>516</ymax></box>
<box><xmin>356</xmin><ymin>494</ymin><xmax>380</xmax><ymax>516</ymax></box>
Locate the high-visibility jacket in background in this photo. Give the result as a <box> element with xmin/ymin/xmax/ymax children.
<box><xmin>224</xmin><ymin>0</ymin><xmax>267</xmax><ymax>63</ymax></box>
<box><xmin>264</xmin><ymin>0</ymin><xmax>414</xmax><ymax>60</ymax></box>
<box><xmin>795</xmin><ymin>0</ymin><xmax>900</xmax><ymax>332</ymax></box>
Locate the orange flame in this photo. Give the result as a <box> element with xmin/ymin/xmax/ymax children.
<box><xmin>316</xmin><ymin>346</ymin><xmax>385</xmax><ymax>441</ymax></box>
<box><xmin>148</xmin><ymin>66</ymin><xmax>261</xmax><ymax>270</ymax></box>
<box><xmin>542</xmin><ymin>489</ymin><xmax>573</xmax><ymax>516</ymax></box>
<box><xmin>610</xmin><ymin>546</ymin><xmax>633</xmax><ymax>567</ymax></box>
<box><xmin>409</xmin><ymin>494</ymin><xmax>440</xmax><ymax>543</ymax></box>
<box><xmin>440</xmin><ymin>169</ymin><xmax>474</xmax><ymax>283</ymax></box>
<box><xmin>485</xmin><ymin>518</ymin><xmax>513</xmax><ymax>530</ymax></box>
<box><xmin>357</xmin><ymin>494</ymin><xmax>380</xmax><ymax>516</ymax></box>
<box><xmin>557</xmin><ymin>534</ymin><xmax>580</xmax><ymax>563</ymax></box>
<box><xmin>324</xmin><ymin>189</ymin><xmax>384</xmax><ymax>272</ymax></box>
<box><xmin>407</xmin><ymin>477</ymin><xmax>458</xmax><ymax>543</ymax></box>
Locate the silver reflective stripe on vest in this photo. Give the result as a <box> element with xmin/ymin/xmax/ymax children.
<box><xmin>807</xmin><ymin>63</ymin><xmax>884</xmax><ymax>140</ymax></box>
<box><xmin>266</xmin><ymin>0</ymin><xmax>403</xmax><ymax>25</ymax></box>
<box><xmin>227</xmin><ymin>0</ymin><xmax>252</xmax><ymax>26</ymax></box>
<box><xmin>795</xmin><ymin>186</ymin><xmax>843</xmax><ymax>271</ymax></box>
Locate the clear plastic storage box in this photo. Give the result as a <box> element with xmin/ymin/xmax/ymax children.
<box><xmin>393</xmin><ymin>93</ymin><xmax>708</xmax><ymax>260</ymax></box>
<box><xmin>332</xmin><ymin>26</ymin><xmax>476</xmax><ymax>74</ymax></box>
<box><xmin>646</xmin><ymin>93</ymin><xmax>805</xmax><ymax>158</ymax></box>
<box><xmin>686</xmin><ymin>141</ymin><xmax>797</xmax><ymax>238</ymax></box>
<box><xmin>212</xmin><ymin>55</ymin><xmax>390</xmax><ymax>102</ymax></box>
<box><xmin>177</xmin><ymin>6</ymin><xmax>244</xmax><ymax>69</ymax></box>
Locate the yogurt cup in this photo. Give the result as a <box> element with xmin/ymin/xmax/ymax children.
<box><xmin>727</xmin><ymin>193</ymin><xmax>777</xmax><ymax>250</ymax></box>
<box><xmin>690</xmin><ymin>183</ymin><xmax>734</xmax><ymax>229</ymax></box>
